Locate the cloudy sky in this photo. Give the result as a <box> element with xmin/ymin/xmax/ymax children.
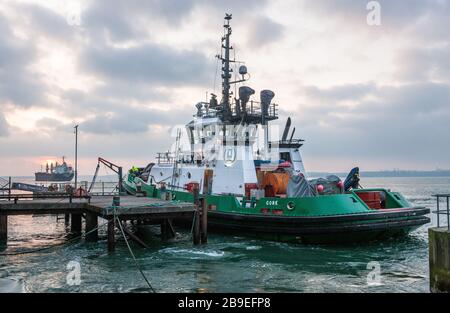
<box><xmin>0</xmin><ymin>0</ymin><xmax>449</xmax><ymax>175</ymax></box>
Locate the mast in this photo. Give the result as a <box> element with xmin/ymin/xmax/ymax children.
<box><xmin>220</xmin><ymin>14</ymin><xmax>233</xmax><ymax>119</ymax></box>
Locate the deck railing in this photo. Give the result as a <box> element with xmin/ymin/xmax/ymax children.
<box><xmin>0</xmin><ymin>178</ymin><xmax>120</xmax><ymax>197</ymax></box>
<box><xmin>0</xmin><ymin>193</ymin><xmax>91</xmax><ymax>203</ymax></box>
<box><xmin>432</xmin><ymin>194</ymin><xmax>450</xmax><ymax>230</ymax></box>
<box><xmin>0</xmin><ymin>177</ymin><xmax>11</xmax><ymax>199</ymax></box>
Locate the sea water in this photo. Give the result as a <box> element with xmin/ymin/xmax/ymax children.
<box><xmin>0</xmin><ymin>177</ymin><xmax>448</xmax><ymax>293</ymax></box>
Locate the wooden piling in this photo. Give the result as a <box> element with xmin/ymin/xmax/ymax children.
<box><xmin>85</xmin><ymin>212</ymin><xmax>98</xmax><ymax>242</ymax></box>
<box><xmin>167</xmin><ymin>219</ymin><xmax>176</xmax><ymax>238</ymax></box>
<box><xmin>201</xmin><ymin>198</ymin><xmax>208</xmax><ymax>244</ymax></box>
<box><xmin>193</xmin><ymin>187</ymin><xmax>201</xmax><ymax>245</ymax></box>
<box><xmin>121</xmin><ymin>222</ymin><xmax>149</xmax><ymax>249</ymax></box>
<box><xmin>107</xmin><ymin>218</ymin><xmax>115</xmax><ymax>252</ymax></box>
<box><xmin>161</xmin><ymin>220</ymin><xmax>168</xmax><ymax>239</ymax></box>
<box><xmin>8</xmin><ymin>177</ymin><xmax>11</xmax><ymax>201</ymax></box>
<box><xmin>0</xmin><ymin>214</ymin><xmax>7</xmax><ymax>244</ymax></box>
<box><xmin>193</xmin><ymin>210</ymin><xmax>201</xmax><ymax>245</ymax></box>
<box><xmin>71</xmin><ymin>213</ymin><xmax>82</xmax><ymax>233</ymax></box>
<box><xmin>161</xmin><ymin>219</ymin><xmax>176</xmax><ymax>240</ymax></box>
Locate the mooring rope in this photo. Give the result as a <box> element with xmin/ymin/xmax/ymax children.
<box><xmin>115</xmin><ymin>216</ymin><xmax>156</xmax><ymax>293</ymax></box>
<box><xmin>0</xmin><ymin>221</ymin><xmax>108</xmax><ymax>256</ymax></box>
<box><xmin>189</xmin><ymin>209</ymin><xmax>197</xmax><ymax>239</ymax></box>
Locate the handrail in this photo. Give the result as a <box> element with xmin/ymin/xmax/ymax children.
<box><xmin>0</xmin><ymin>193</ymin><xmax>91</xmax><ymax>200</ymax></box>
<box><xmin>432</xmin><ymin>194</ymin><xmax>450</xmax><ymax>230</ymax></box>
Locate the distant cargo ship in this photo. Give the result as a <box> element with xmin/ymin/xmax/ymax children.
<box><xmin>35</xmin><ymin>157</ymin><xmax>74</xmax><ymax>182</ymax></box>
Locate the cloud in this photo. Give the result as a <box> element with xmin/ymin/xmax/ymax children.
<box><xmin>0</xmin><ymin>112</ymin><xmax>9</xmax><ymax>136</ymax></box>
<box><xmin>16</xmin><ymin>3</ymin><xmax>77</xmax><ymax>41</ymax></box>
<box><xmin>1</xmin><ymin>0</ymin><xmax>449</xmax><ymax>173</ymax></box>
<box><xmin>84</xmin><ymin>0</ymin><xmax>195</xmax><ymax>41</ymax></box>
<box><xmin>81</xmin><ymin>43</ymin><xmax>213</xmax><ymax>86</ymax></box>
<box><xmin>303</xmin><ymin>83</ymin><xmax>377</xmax><ymax>102</ymax></box>
<box><xmin>0</xmin><ymin>13</ymin><xmax>44</xmax><ymax>107</ymax></box>
<box><xmin>246</xmin><ymin>16</ymin><xmax>284</xmax><ymax>47</ymax></box>
<box><xmin>292</xmin><ymin>81</ymin><xmax>450</xmax><ymax>166</ymax></box>
<box><xmin>79</xmin><ymin>106</ymin><xmax>192</xmax><ymax>135</ymax></box>
<box><xmin>395</xmin><ymin>44</ymin><xmax>450</xmax><ymax>83</ymax></box>
<box><xmin>304</xmin><ymin>0</ymin><xmax>444</xmax><ymax>25</ymax></box>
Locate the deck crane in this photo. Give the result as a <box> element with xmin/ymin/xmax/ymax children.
<box><xmin>88</xmin><ymin>157</ymin><xmax>124</xmax><ymax>194</ymax></box>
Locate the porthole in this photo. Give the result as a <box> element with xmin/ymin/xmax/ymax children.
<box><xmin>187</xmin><ymin>172</ymin><xmax>192</xmax><ymax>179</ymax></box>
<box><xmin>287</xmin><ymin>201</ymin><xmax>295</xmax><ymax>210</ymax></box>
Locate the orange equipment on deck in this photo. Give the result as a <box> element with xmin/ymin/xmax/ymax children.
<box><xmin>262</xmin><ymin>172</ymin><xmax>289</xmax><ymax>195</ymax></box>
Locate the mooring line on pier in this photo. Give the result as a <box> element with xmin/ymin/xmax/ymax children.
<box><xmin>0</xmin><ymin>221</ymin><xmax>108</xmax><ymax>256</ymax></box>
<box><xmin>190</xmin><ymin>209</ymin><xmax>197</xmax><ymax>239</ymax></box>
<box><xmin>115</xmin><ymin>215</ymin><xmax>156</xmax><ymax>293</ymax></box>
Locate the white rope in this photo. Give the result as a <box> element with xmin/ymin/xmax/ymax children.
<box><xmin>115</xmin><ymin>216</ymin><xmax>156</xmax><ymax>293</ymax></box>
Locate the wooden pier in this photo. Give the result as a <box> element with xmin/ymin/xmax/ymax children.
<box><xmin>0</xmin><ymin>194</ymin><xmax>201</xmax><ymax>252</ymax></box>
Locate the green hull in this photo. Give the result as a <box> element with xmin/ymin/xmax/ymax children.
<box><xmin>125</xmin><ymin>174</ymin><xmax>430</xmax><ymax>244</ymax></box>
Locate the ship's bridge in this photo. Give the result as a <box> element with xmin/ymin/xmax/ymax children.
<box><xmin>194</xmin><ymin>99</ymin><xmax>278</xmax><ymax>124</ymax></box>
<box><xmin>186</xmin><ymin>117</ymin><xmax>260</xmax><ymax>147</ymax></box>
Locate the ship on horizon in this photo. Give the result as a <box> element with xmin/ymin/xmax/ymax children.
<box><xmin>35</xmin><ymin>157</ymin><xmax>74</xmax><ymax>182</ymax></box>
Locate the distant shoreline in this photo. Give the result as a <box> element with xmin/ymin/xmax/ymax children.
<box><xmin>4</xmin><ymin>171</ymin><xmax>450</xmax><ymax>180</ymax></box>
<box><xmin>309</xmin><ymin>170</ymin><xmax>450</xmax><ymax>178</ymax></box>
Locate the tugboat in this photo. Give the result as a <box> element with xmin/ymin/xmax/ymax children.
<box><xmin>35</xmin><ymin>157</ymin><xmax>74</xmax><ymax>182</ymax></box>
<box><xmin>124</xmin><ymin>14</ymin><xmax>430</xmax><ymax>243</ymax></box>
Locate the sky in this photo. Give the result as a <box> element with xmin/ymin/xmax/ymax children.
<box><xmin>0</xmin><ymin>0</ymin><xmax>449</xmax><ymax>175</ymax></box>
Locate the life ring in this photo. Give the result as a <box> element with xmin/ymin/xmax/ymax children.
<box><xmin>287</xmin><ymin>201</ymin><xmax>295</xmax><ymax>211</ymax></box>
<box><xmin>75</xmin><ymin>187</ymin><xmax>87</xmax><ymax>197</ymax></box>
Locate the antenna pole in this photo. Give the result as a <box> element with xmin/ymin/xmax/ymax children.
<box><xmin>221</xmin><ymin>14</ymin><xmax>233</xmax><ymax>119</ymax></box>
<box><xmin>74</xmin><ymin>125</ymin><xmax>79</xmax><ymax>191</ymax></box>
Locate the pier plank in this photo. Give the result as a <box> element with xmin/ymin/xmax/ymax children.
<box><xmin>0</xmin><ymin>201</ymin><xmax>85</xmax><ymax>215</ymax></box>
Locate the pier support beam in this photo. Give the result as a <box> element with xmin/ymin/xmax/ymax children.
<box><xmin>107</xmin><ymin>218</ymin><xmax>115</xmax><ymax>252</ymax></box>
<box><xmin>71</xmin><ymin>213</ymin><xmax>82</xmax><ymax>234</ymax></box>
<box><xmin>161</xmin><ymin>219</ymin><xmax>175</xmax><ymax>240</ymax></box>
<box><xmin>429</xmin><ymin>227</ymin><xmax>450</xmax><ymax>292</ymax></box>
<box><xmin>0</xmin><ymin>214</ymin><xmax>7</xmax><ymax>244</ymax></box>
<box><xmin>85</xmin><ymin>212</ymin><xmax>98</xmax><ymax>242</ymax></box>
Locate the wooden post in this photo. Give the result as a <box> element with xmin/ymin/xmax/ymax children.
<box><xmin>167</xmin><ymin>219</ymin><xmax>176</xmax><ymax>238</ymax></box>
<box><xmin>161</xmin><ymin>219</ymin><xmax>176</xmax><ymax>240</ymax></box>
<box><xmin>193</xmin><ymin>211</ymin><xmax>200</xmax><ymax>245</ymax></box>
<box><xmin>121</xmin><ymin>222</ymin><xmax>149</xmax><ymax>249</ymax></box>
<box><xmin>0</xmin><ymin>214</ymin><xmax>7</xmax><ymax>244</ymax></box>
<box><xmin>107</xmin><ymin>218</ymin><xmax>115</xmax><ymax>252</ymax></box>
<box><xmin>85</xmin><ymin>212</ymin><xmax>98</xmax><ymax>242</ymax></box>
<box><xmin>66</xmin><ymin>195</ymin><xmax>72</xmax><ymax>225</ymax></box>
<box><xmin>71</xmin><ymin>213</ymin><xmax>82</xmax><ymax>233</ymax></box>
<box><xmin>161</xmin><ymin>220</ymin><xmax>167</xmax><ymax>240</ymax></box>
<box><xmin>8</xmin><ymin>177</ymin><xmax>11</xmax><ymax>201</ymax></box>
<box><xmin>193</xmin><ymin>187</ymin><xmax>201</xmax><ymax>245</ymax></box>
<box><xmin>201</xmin><ymin>198</ymin><xmax>208</xmax><ymax>244</ymax></box>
